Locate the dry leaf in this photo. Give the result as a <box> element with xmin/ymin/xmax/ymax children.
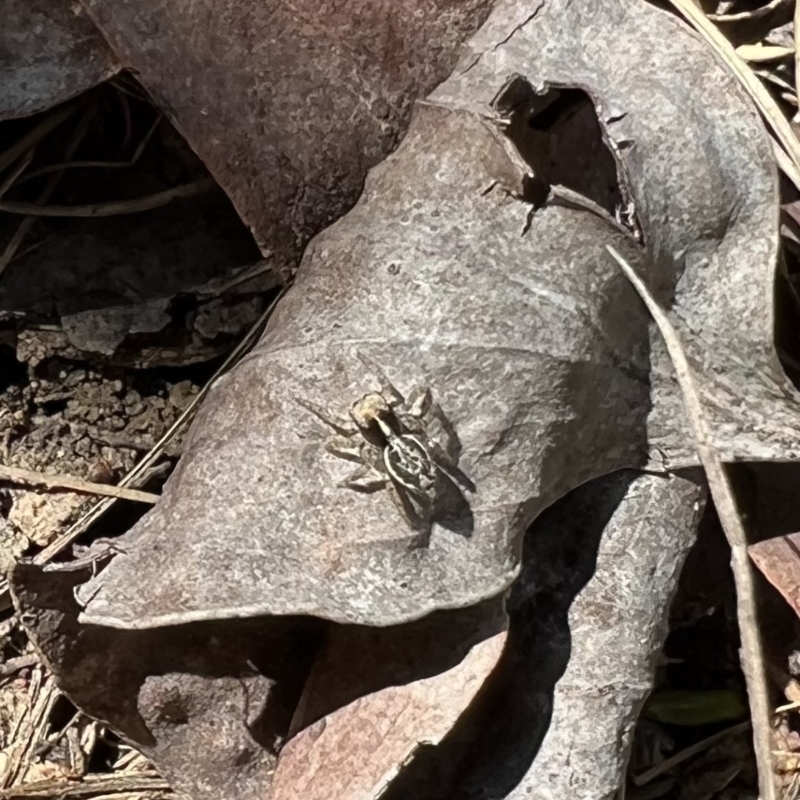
<box><xmin>271</xmin><ymin>625</ymin><xmax>506</xmax><ymax>800</ymax></box>
<box><xmin>1</xmin><ymin>0</ymin><xmax>117</xmax><ymax>121</ymax></box>
<box><xmin>78</xmin><ymin>0</ymin><xmax>494</xmax><ymax>262</ymax></box>
<box><xmin>439</xmin><ymin>471</ymin><xmax>705</xmax><ymax>799</ymax></box>
<box><xmin>749</xmin><ymin>534</ymin><xmax>800</xmax><ymax>618</ymax></box>
<box><xmin>12</xmin><ymin>0</ymin><xmax>794</xmax><ymax>797</ymax></box>
<box><xmin>10</xmin><ymin>561</ymin><xmax>323</xmax><ymax>800</ymax></box>
<box><xmin>735</xmin><ymin>44</ymin><xmax>796</xmax><ymax>62</ymax></box>
<box><xmin>75</xmin><ymin>103</ymin><xmax>649</xmax><ymax>631</ymax></box>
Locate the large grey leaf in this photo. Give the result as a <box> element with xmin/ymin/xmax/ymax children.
<box><xmin>77</xmin><ymin>104</ymin><xmax>650</xmax><ymax>629</ymax></box>
<box><xmin>75</xmin><ymin>0</ymin><xmax>791</xmax><ymax>632</ymax></box>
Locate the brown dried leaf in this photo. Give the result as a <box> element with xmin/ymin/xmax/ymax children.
<box><xmin>736</xmin><ymin>43</ymin><xmax>795</xmax><ymax>61</ymax></box>
<box><xmin>77</xmin><ymin>103</ymin><xmax>650</xmax><ymax>630</ymax></box>
<box><xmin>271</xmin><ymin>627</ymin><xmax>507</xmax><ymax>800</ymax></box>
<box><xmin>749</xmin><ymin>534</ymin><xmax>800</xmax><ymax>618</ymax></box>
<box><xmin>78</xmin><ymin>0</ymin><xmax>494</xmax><ymax>262</ymax></box>
<box><xmin>1</xmin><ymin>1</ymin><xmax>117</xmax><ymax>121</ymax></box>
<box><xmin>11</xmin><ymin>0</ymin><xmax>795</xmax><ymax>796</ymax></box>
<box><xmin>10</xmin><ymin>563</ymin><xmax>323</xmax><ymax>800</ymax></box>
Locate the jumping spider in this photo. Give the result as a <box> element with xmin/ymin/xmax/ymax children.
<box><xmin>296</xmin><ymin>355</ymin><xmax>470</xmax><ymax>532</ymax></box>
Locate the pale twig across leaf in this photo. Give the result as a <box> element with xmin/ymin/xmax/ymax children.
<box><xmin>606</xmin><ymin>244</ymin><xmax>776</xmax><ymax>800</ymax></box>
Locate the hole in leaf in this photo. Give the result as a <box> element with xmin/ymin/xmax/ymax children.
<box><xmin>492</xmin><ymin>76</ymin><xmax>625</xmax><ymax>220</ymax></box>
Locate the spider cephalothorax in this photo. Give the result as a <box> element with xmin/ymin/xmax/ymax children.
<box><xmin>296</xmin><ymin>355</ymin><xmax>469</xmax><ymax>533</ymax></box>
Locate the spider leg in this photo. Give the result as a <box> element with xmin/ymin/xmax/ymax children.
<box><xmin>426</xmin><ymin>439</ymin><xmax>458</xmax><ymax>470</ymax></box>
<box><xmin>295</xmin><ymin>396</ymin><xmax>358</xmax><ymax>436</ymax></box>
<box><xmin>339</xmin><ymin>464</ymin><xmax>388</xmax><ymax>493</ymax></box>
<box><xmin>386</xmin><ymin>481</ymin><xmax>431</xmax><ymax>533</ymax></box>
<box><xmin>326</xmin><ymin>440</ymin><xmax>365</xmax><ymax>463</ymax></box>
<box><xmin>356</xmin><ymin>352</ymin><xmax>405</xmax><ymax>407</ymax></box>
<box><xmin>405</xmin><ymin>385</ymin><xmax>433</xmax><ymax>419</ymax></box>
<box><xmin>426</xmin><ymin>440</ymin><xmax>476</xmax><ymax>493</ymax></box>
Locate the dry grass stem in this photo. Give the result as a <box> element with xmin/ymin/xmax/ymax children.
<box><xmin>607</xmin><ymin>245</ymin><xmax>776</xmax><ymax>800</ymax></box>
<box><xmin>668</xmin><ymin>0</ymin><xmax>800</xmax><ymax>175</ymax></box>
<box><xmin>0</xmin><ymin>104</ymin><xmax>95</xmax><ymax>277</ymax></box>
<box><xmin>632</xmin><ymin>720</ymin><xmax>751</xmax><ymax>786</ymax></box>
<box><xmin>0</xmin><ymin>178</ymin><xmax>215</xmax><ymax>219</ymax></box>
<box><xmin>0</xmin><ymin>465</ymin><xmax>159</xmax><ymax>504</ymax></box>
<box><xmin>16</xmin><ymin>116</ymin><xmax>162</xmax><ymax>186</ymax></box>
<box><xmin>0</xmin><ymin>106</ymin><xmax>76</xmax><ymax>175</ymax></box>
<box><xmin>0</xmin><ymin>151</ymin><xmax>34</xmax><ymax>199</ymax></box>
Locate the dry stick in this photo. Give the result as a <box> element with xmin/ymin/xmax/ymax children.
<box><xmin>0</xmin><ymin>177</ymin><xmax>215</xmax><ymax>218</ymax></box>
<box><xmin>33</xmin><ymin>709</ymin><xmax>82</xmax><ymax>760</ymax></box>
<box><xmin>756</xmin><ymin>69</ymin><xmax>798</xmax><ymax>95</ymax></box>
<box><xmin>0</xmin><ymin>150</ymin><xmax>34</xmax><ymax>198</ymax></box>
<box><xmin>631</xmin><ymin>720</ymin><xmax>751</xmax><ymax>786</ymax></box>
<box><xmin>0</xmin><ymin>105</ymin><xmax>76</xmax><ymax>175</ymax></box>
<box><xmin>774</xmin><ymin>136</ymin><xmax>800</xmax><ymax>192</ymax></box>
<box><xmin>667</xmin><ymin>0</ymin><xmax>800</xmax><ymax>174</ymax></box>
<box><xmin>0</xmin><ymin>773</ymin><xmax>170</xmax><ymax>799</ymax></box>
<box><xmin>795</xmin><ymin>0</ymin><xmax>800</xmax><ymax>117</ymax></box>
<box><xmin>15</xmin><ymin>115</ymin><xmax>162</xmax><ymax>185</ymax></box>
<box><xmin>0</xmin><ymin>675</ymin><xmax>59</xmax><ymax>789</ymax></box>
<box><xmin>606</xmin><ymin>246</ymin><xmax>776</xmax><ymax>800</ymax></box>
<box><xmin>0</xmin><ymin>465</ymin><xmax>159</xmax><ymax>504</ymax></box>
<box><xmin>0</xmin><ymin>104</ymin><xmax>95</xmax><ymax>277</ymax></box>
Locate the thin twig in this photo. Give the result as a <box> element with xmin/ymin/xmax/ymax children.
<box><xmin>632</xmin><ymin>720</ymin><xmax>751</xmax><ymax>786</ymax></box>
<box><xmin>34</xmin><ymin>710</ymin><xmax>82</xmax><ymax>760</ymax></box>
<box><xmin>0</xmin><ymin>105</ymin><xmax>76</xmax><ymax>175</ymax></box>
<box><xmin>16</xmin><ymin>116</ymin><xmax>162</xmax><ymax>186</ymax></box>
<box><xmin>0</xmin><ymin>177</ymin><xmax>215</xmax><ymax>218</ymax></box>
<box><xmin>0</xmin><ymin>653</ymin><xmax>39</xmax><ymax>679</ymax></box>
<box><xmin>795</xmin><ymin>0</ymin><xmax>800</xmax><ymax>118</ymax></box>
<box><xmin>0</xmin><ymin>150</ymin><xmax>34</xmax><ymax>199</ymax></box>
<box><xmin>667</xmin><ymin>0</ymin><xmax>800</xmax><ymax>175</ymax></box>
<box><xmin>0</xmin><ymin>465</ymin><xmax>159</xmax><ymax>504</ymax></box>
<box><xmin>0</xmin><ymin>773</ymin><xmax>170</xmax><ymax>798</ymax></box>
<box><xmin>0</xmin><ymin>104</ymin><xmax>95</xmax><ymax>277</ymax></box>
<box><xmin>607</xmin><ymin>245</ymin><xmax>776</xmax><ymax>800</ymax></box>
<box><xmin>0</xmin><ymin>674</ymin><xmax>59</xmax><ymax>789</ymax></box>
<box><xmin>755</xmin><ymin>70</ymin><xmax>797</xmax><ymax>94</ymax></box>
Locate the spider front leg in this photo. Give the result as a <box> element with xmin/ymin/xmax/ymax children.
<box><xmin>338</xmin><ymin>463</ymin><xmax>389</xmax><ymax>493</ymax></box>
<box><xmin>326</xmin><ymin>439</ymin><xmax>366</xmax><ymax>463</ymax></box>
<box><xmin>295</xmin><ymin>396</ymin><xmax>359</xmax><ymax>437</ymax></box>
